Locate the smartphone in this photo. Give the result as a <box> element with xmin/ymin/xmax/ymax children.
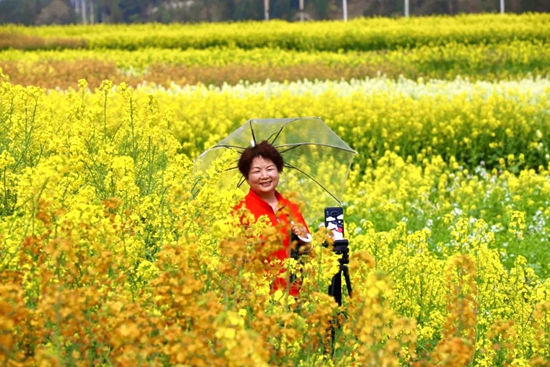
<box><xmin>324</xmin><ymin>207</ymin><xmax>344</xmax><ymax>241</ymax></box>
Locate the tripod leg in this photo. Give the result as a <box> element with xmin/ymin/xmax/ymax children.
<box><xmin>328</xmin><ymin>270</ymin><xmax>342</xmax><ymax>306</ymax></box>
<box><xmin>343</xmin><ymin>266</ymin><xmax>352</xmax><ymax>298</ymax></box>
<box><xmin>327</xmin><ymin>270</ymin><xmax>343</xmax><ymax>356</ymax></box>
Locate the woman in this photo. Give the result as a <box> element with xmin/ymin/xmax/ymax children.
<box><xmin>235</xmin><ymin>140</ymin><xmax>312</xmax><ymax>297</ymax></box>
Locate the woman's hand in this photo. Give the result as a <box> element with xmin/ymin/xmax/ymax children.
<box><xmin>291</xmin><ymin>222</ymin><xmax>308</xmax><ymax>239</ymax></box>
<box><xmin>291</xmin><ymin>222</ymin><xmax>312</xmax><ymax>254</ymax></box>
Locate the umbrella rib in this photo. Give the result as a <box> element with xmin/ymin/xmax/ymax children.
<box><xmin>215</xmin><ymin>144</ymin><xmax>246</xmax><ymax>152</ymax></box>
<box><xmin>249</xmin><ymin>121</ymin><xmax>257</xmax><ymax>146</ymax></box>
<box><xmin>237</xmin><ymin>175</ymin><xmax>246</xmax><ymax>188</ymax></box>
<box><xmin>267</xmin><ymin>118</ymin><xmax>300</xmax><ymax>146</ymax></box>
<box><xmin>276</xmin><ymin>142</ymin><xmax>357</xmax><ymax>154</ymax></box>
<box><xmin>284</xmin><ymin>162</ymin><xmax>341</xmax><ymax>204</ymax></box>
<box><xmin>268</xmin><ymin>129</ymin><xmax>282</xmax><ymax>145</ymax></box>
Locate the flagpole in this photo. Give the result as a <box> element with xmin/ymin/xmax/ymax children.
<box><xmin>404</xmin><ymin>0</ymin><xmax>409</xmax><ymax>17</ymax></box>
<box><xmin>500</xmin><ymin>0</ymin><xmax>505</xmax><ymax>14</ymax></box>
<box><xmin>343</xmin><ymin>0</ymin><xmax>348</xmax><ymax>21</ymax></box>
<box><xmin>81</xmin><ymin>0</ymin><xmax>87</xmax><ymax>24</ymax></box>
<box><xmin>264</xmin><ymin>0</ymin><xmax>269</xmax><ymax>21</ymax></box>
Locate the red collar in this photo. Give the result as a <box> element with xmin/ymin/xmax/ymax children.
<box><xmin>245</xmin><ymin>190</ymin><xmax>289</xmax><ymax>212</ymax></box>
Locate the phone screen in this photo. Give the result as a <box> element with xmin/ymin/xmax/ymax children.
<box><xmin>325</xmin><ymin>207</ymin><xmax>344</xmax><ymax>240</ymax></box>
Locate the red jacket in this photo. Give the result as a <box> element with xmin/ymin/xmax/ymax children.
<box><xmin>236</xmin><ymin>190</ymin><xmax>310</xmax><ymax>297</ymax></box>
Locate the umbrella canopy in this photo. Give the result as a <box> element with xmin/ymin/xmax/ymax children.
<box><xmin>193</xmin><ymin>117</ymin><xmax>356</xmax><ymax>223</ymax></box>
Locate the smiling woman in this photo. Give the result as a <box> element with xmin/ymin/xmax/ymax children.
<box><xmin>245</xmin><ymin>156</ymin><xmax>280</xmax><ymax>207</ymax></box>
<box><xmin>238</xmin><ymin>141</ymin><xmax>284</xmax><ymax>209</ymax></box>
<box><xmin>235</xmin><ymin>140</ymin><xmax>312</xmax><ymax>297</ymax></box>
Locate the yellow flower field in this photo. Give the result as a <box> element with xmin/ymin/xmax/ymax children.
<box><xmin>1</xmin><ymin>13</ymin><xmax>550</xmax><ymax>366</ymax></box>
<box><xmin>1</xmin><ymin>71</ymin><xmax>550</xmax><ymax>365</ymax></box>
<box><xmin>2</xmin><ymin>13</ymin><xmax>549</xmax><ymax>88</ymax></box>
<box><xmin>2</xmin><ymin>14</ymin><xmax>550</xmax><ymax>51</ymax></box>
<box><xmin>2</xmin><ymin>40</ymin><xmax>550</xmax><ymax>89</ymax></box>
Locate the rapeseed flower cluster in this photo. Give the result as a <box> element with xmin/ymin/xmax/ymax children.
<box><xmin>1</xmin><ymin>74</ymin><xmax>550</xmax><ymax>366</ymax></box>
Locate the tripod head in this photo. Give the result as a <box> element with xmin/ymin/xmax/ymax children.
<box><xmin>328</xmin><ymin>238</ymin><xmax>348</xmax><ymax>253</ymax></box>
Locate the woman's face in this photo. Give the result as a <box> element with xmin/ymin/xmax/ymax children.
<box><xmin>247</xmin><ymin>156</ymin><xmax>280</xmax><ymax>197</ymax></box>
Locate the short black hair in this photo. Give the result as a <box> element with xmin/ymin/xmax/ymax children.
<box><xmin>238</xmin><ymin>140</ymin><xmax>284</xmax><ymax>178</ymax></box>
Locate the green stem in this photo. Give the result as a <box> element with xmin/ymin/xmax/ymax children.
<box><xmin>103</xmin><ymin>90</ymin><xmax>108</xmax><ymax>143</ymax></box>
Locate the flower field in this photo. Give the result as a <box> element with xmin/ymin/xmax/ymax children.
<box><xmin>1</xmin><ymin>13</ymin><xmax>550</xmax><ymax>89</ymax></box>
<box><xmin>1</xmin><ymin>13</ymin><xmax>550</xmax><ymax>366</ymax></box>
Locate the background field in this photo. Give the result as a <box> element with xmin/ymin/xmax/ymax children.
<box><xmin>1</xmin><ymin>13</ymin><xmax>550</xmax><ymax>366</ymax></box>
<box><xmin>2</xmin><ymin>14</ymin><xmax>550</xmax><ymax>88</ymax></box>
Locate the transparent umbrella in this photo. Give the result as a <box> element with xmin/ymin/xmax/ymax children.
<box><xmin>193</xmin><ymin>117</ymin><xmax>357</xmax><ymax>223</ymax></box>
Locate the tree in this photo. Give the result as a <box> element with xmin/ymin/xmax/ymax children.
<box><xmin>363</xmin><ymin>0</ymin><xmax>397</xmax><ymax>17</ymax></box>
<box><xmin>271</xmin><ymin>0</ymin><xmax>292</xmax><ymax>20</ymax></box>
<box><xmin>232</xmin><ymin>0</ymin><xmax>263</xmax><ymax>21</ymax></box>
<box><xmin>97</xmin><ymin>0</ymin><xmax>124</xmax><ymax>22</ymax></box>
<box><xmin>0</xmin><ymin>0</ymin><xmax>41</xmax><ymax>25</ymax></box>
<box><xmin>117</xmin><ymin>0</ymin><xmax>149</xmax><ymax>22</ymax></box>
<box><xmin>312</xmin><ymin>0</ymin><xmax>330</xmax><ymax>19</ymax></box>
<box><xmin>36</xmin><ymin>0</ymin><xmax>76</xmax><ymax>24</ymax></box>
<box><xmin>1</xmin><ymin>0</ymin><xmax>550</xmax><ymax>25</ymax></box>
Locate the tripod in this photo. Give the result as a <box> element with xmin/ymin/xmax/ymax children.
<box><xmin>326</xmin><ymin>238</ymin><xmax>352</xmax><ymax>354</ymax></box>
<box><xmin>328</xmin><ymin>239</ymin><xmax>352</xmax><ymax>306</ymax></box>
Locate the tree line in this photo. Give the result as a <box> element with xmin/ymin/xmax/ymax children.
<box><xmin>0</xmin><ymin>0</ymin><xmax>548</xmax><ymax>25</ymax></box>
